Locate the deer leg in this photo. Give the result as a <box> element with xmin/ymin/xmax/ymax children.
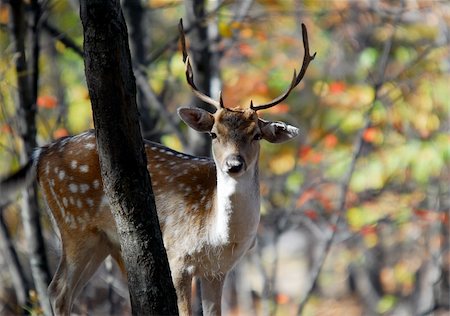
<box><xmin>200</xmin><ymin>275</ymin><xmax>226</xmax><ymax>316</ymax></box>
<box><xmin>69</xmin><ymin>243</ymin><xmax>110</xmax><ymax>305</ymax></box>
<box><xmin>171</xmin><ymin>265</ymin><xmax>193</xmax><ymax>316</ymax></box>
<box><xmin>48</xmin><ymin>251</ymin><xmax>71</xmax><ymax>315</ymax></box>
<box><xmin>48</xmin><ymin>234</ymin><xmax>108</xmax><ymax>315</ymax></box>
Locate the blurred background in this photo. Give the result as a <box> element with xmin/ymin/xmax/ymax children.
<box><xmin>0</xmin><ymin>0</ymin><xmax>449</xmax><ymax>315</ymax></box>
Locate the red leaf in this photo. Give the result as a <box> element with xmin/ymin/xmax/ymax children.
<box><xmin>304</xmin><ymin>209</ymin><xmax>318</xmax><ymax>220</ymax></box>
<box><xmin>37</xmin><ymin>95</ymin><xmax>58</xmax><ymax>109</ymax></box>
<box><xmin>329</xmin><ymin>81</ymin><xmax>346</xmax><ymax>94</ymax></box>
<box><xmin>362</xmin><ymin>127</ymin><xmax>378</xmax><ymax>143</ymax></box>
<box><xmin>323</xmin><ymin>134</ymin><xmax>338</xmax><ymax>148</ymax></box>
<box><xmin>53</xmin><ymin>128</ymin><xmax>69</xmax><ymax>139</ymax></box>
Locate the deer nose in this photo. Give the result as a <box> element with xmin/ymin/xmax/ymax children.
<box><xmin>225</xmin><ymin>155</ymin><xmax>245</xmax><ymax>174</ymax></box>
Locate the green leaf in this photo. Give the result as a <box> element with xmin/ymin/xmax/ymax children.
<box><xmin>377</xmin><ymin>295</ymin><xmax>397</xmax><ymax>314</ymax></box>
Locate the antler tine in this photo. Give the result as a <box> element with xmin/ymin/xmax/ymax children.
<box><xmin>250</xmin><ymin>23</ymin><xmax>316</xmax><ymax>112</ymax></box>
<box><xmin>179</xmin><ymin>19</ymin><xmax>222</xmax><ymax>110</ymax></box>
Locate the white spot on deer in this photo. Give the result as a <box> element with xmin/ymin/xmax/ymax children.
<box><xmin>85</xmin><ymin>143</ymin><xmax>96</xmax><ymax>150</ymax></box>
<box><xmin>70</xmin><ymin>222</ymin><xmax>78</xmax><ymax>230</ymax></box>
<box><xmin>80</xmin><ymin>184</ymin><xmax>90</xmax><ymax>194</ymax></box>
<box><xmin>77</xmin><ymin>216</ymin><xmax>86</xmax><ymax>228</ymax></box>
<box><xmin>71</xmin><ymin>160</ymin><xmax>78</xmax><ymax>169</ymax></box>
<box><xmin>79</xmin><ymin>165</ymin><xmax>89</xmax><ymax>173</ymax></box>
<box><xmin>159</xmin><ymin>149</ymin><xmax>166</xmax><ymax>153</ymax></box>
<box><xmin>165</xmin><ymin>176</ymin><xmax>174</xmax><ymax>183</ymax></box>
<box><xmin>63</xmin><ymin>197</ymin><xmax>68</xmax><ymax>207</ymax></box>
<box><xmin>86</xmin><ymin>198</ymin><xmax>94</xmax><ymax>207</ymax></box>
<box><xmin>58</xmin><ymin>170</ymin><xmax>66</xmax><ymax>180</ymax></box>
<box><xmin>45</xmin><ymin>163</ymin><xmax>50</xmax><ymax>175</ymax></box>
<box><xmin>166</xmin><ymin>151</ymin><xmax>174</xmax><ymax>156</ymax></box>
<box><xmin>54</xmin><ymin>167</ymin><xmax>59</xmax><ymax>174</ymax></box>
<box><xmin>93</xmin><ymin>179</ymin><xmax>100</xmax><ymax>189</ymax></box>
<box><xmin>76</xmin><ymin>199</ymin><xmax>83</xmax><ymax>209</ymax></box>
<box><xmin>69</xmin><ymin>184</ymin><xmax>78</xmax><ymax>193</ymax></box>
<box><xmin>69</xmin><ymin>197</ymin><xmax>75</xmax><ymax>205</ymax></box>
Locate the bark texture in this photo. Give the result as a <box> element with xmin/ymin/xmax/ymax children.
<box><xmin>184</xmin><ymin>0</ymin><xmax>221</xmax><ymax>156</ymax></box>
<box><xmin>79</xmin><ymin>1</ymin><xmax>178</xmax><ymax>314</ymax></box>
<box><xmin>9</xmin><ymin>1</ymin><xmax>52</xmax><ymax>315</ymax></box>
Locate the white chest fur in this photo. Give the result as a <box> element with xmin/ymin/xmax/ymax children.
<box><xmin>208</xmin><ymin>167</ymin><xmax>260</xmax><ymax>247</ymax></box>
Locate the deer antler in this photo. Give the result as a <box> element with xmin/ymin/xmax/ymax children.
<box><xmin>250</xmin><ymin>23</ymin><xmax>316</xmax><ymax>112</ymax></box>
<box><xmin>179</xmin><ymin>19</ymin><xmax>223</xmax><ymax>110</ymax></box>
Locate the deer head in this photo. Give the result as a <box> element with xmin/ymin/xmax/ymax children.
<box><xmin>177</xmin><ymin>19</ymin><xmax>316</xmax><ymax>178</ymax></box>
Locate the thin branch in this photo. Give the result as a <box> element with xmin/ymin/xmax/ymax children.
<box><xmin>296</xmin><ymin>2</ymin><xmax>406</xmax><ymax>313</ymax></box>
<box><xmin>0</xmin><ymin>206</ymin><xmax>30</xmax><ymax>311</ymax></box>
<box><xmin>42</xmin><ymin>20</ymin><xmax>84</xmax><ymax>57</ymax></box>
<box><xmin>146</xmin><ymin>0</ymin><xmax>228</xmax><ymax>65</ymax></box>
<box><xmin>134</xmin><ymin>70</ymin><xmax>188</xmax><ymax>147</ymax></box>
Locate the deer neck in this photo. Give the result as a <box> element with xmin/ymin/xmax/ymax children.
<box><xmin>208</xmin><ymin>162</ymin><xmax>260</xmax><ymax>246</ymax></box>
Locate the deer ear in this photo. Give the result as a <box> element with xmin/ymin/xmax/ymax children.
<box><xmin>178</xmin><ymin>107</ymin><xmax>215</xmax><ymax>132</ymax></box>
<box><xmin>259</xmin><ymin>119</ymin><xmax>299</xmax><ymax>143</ymax></box>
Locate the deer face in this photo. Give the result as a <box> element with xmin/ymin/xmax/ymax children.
<box><xmin>178</xmin><ymin>107</ymin><xmax>299</xmax><ymax>177</ymax></box>
<box><xmin>177</xmin><ymin>18</ymin><xmax>313</xmax><ymax>177</ymax></box>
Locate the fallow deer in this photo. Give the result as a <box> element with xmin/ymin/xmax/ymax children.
<box><xmin>0</xmin><ymin>20</ymin><xmax>315</xmax><ymax>315</ymax></box>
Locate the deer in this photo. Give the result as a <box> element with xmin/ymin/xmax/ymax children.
<box><xmin>0</xmin><ymin>20</ymin><xmax>315</xmax><ymax>315</ymax></box>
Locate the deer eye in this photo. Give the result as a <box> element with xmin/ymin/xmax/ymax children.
<box><xmin>253</xmin><ymin>133</ymin><xmax>262</xmax><ymax>141</ymax></box>
<box><xmin>209</xmin><ymin>132</ymin><xmax>217</xmax><ymax>139</ymax></box>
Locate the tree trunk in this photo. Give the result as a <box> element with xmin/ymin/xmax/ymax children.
<box><xmin>184</xmin><ymin>0</ymin><xmax>221</xmax><ymax>157</ymax></box>
<box><xmin>79</xmin><ymin>1</ymin><xmax>178</xmax><ymax>315</ymax></box>
<box><xmin>123</xmin><ymin>0</ymin><xmax>161</xmax><ymax>141</ymax></box>
<box><xmin>8</xmin><ymin>1</ymin><xmax>53</xmax><ymax>315</ymax></box>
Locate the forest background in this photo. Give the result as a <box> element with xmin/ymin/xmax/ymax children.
<box><xmin>0</xmin><ymin>0</ymin><xmax>449</xmax><ymax>315</ymax></box>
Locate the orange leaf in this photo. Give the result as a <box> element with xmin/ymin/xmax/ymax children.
<box><xmin>298</xmin><ymin>146</ymin><xmax>322</xmax><ymax>164</ymax></box>
<box><xmin>266</xmin><ymin>103</ymin><xmax>289</xmax><ymax>114</ymax></box>
<box><xmin>298</xmin><ymin>146</ymin><xmax>312</xmax><ymax>159</ymax></box>
<box><xmin>304</xmin><ymin>209</ymin><xmax>318</xmax><ymax>220</ymax></box>
<box><xmin>329</xmin><ymin>81</ymin><xmax>346</xmax><ymax>94</ymax></box>
<box><xmin>323</xmin><ymin>134</ymin><xmax>338</xmax><ymax>148</ymax></box>
<box><xmin>1</xmin><ymin>124</ymin><xmax>13</xmax><ymax>134</ymax></box>
<box><xmin>276</xmin><ymin>293</ymin><xmax>290</xmax><ymax>305</ymax></box>
<box><xmin>53</xmin><ymin>128</ymin><xmax>69</xmax><ymax>139</ymax></box>
<box><xmin>414</xmin><ymin>209</ymin><xmax>442</xmax><ymax>222</ymax></box>
<box><xmin>360</xmin><ymin>225</ymin><xmax>376</xmax><ymax>236</ymax></box>
<box><xmin>309</xmin><ymin>152</ymin><xmax>323</xmax><ymax>164</ymax></box>
<box><xmin>37</xmin><ymin>95</ymin><xmax>58</xmax><ymax>109</ymax></box>
<box><xmin>362</xmin><ymin>127</ymin><xmax>378</xmax><ymax>143</ymax></box>
<box><xmin>296</xmin><ymin>189</ymin><xmax>315</xmax><ymax>208</ymax></box>
<box><xmin>238</xmin><ymin>43</ymin><xmax>253</xmax><ymax>57</ymax></box>
<box><xmin>0</xmin><ymin>6</ymin><xmax>9</xmax><ymax>24</ymax></box>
